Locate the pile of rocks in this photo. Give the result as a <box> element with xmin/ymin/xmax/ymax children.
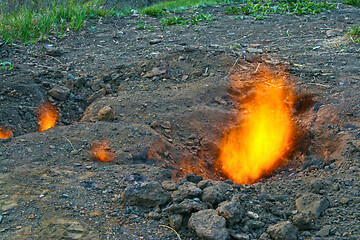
<box><xmin>121</xmin><ymin>173</ymin><xmax>330</xmax><ymax>240</ymax></box>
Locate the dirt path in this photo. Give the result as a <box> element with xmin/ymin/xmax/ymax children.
<box><xmin>0</xmin><ymin>3</ymin><xmax>359</xmax><ymax>240</ymax></box>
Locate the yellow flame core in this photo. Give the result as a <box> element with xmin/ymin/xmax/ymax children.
<box><xmin>0</xmin><ymin>126</ymin><xmax>13</xmax><ymax>139</ymax></box>
<box><xmin>218</xmin><ymin>68</ymin><xmax>294</xmax><ymax>184</ymax></box>
<box><xmin>37</xmin><ymin>102</ymin><xmax>58</xmax><ymax>132</ymax></box>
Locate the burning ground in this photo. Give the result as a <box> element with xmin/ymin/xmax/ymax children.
<box><xmin>0</xmin><ymin>3</ymin><xmax>360</xmax><ymax>240</ymax></box>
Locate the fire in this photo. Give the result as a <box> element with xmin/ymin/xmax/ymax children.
<box><xmin>37</xmin><ymin>101</ymin><xmax>58</xmax><ymax>132</ymax></box>
<box><xmin>90</xmin><ymin>139</ymin><xmax>116</xmax><ymax>162</ymax></box>
<box><xmin>0</xmin><ymin>126</ymin><xmax>13</xmax><ymax>139</ymax></box>
<box><xmin>218</xmin><ymin>65</ymin><xmax>295</xmax><ymax>184</ymax></box>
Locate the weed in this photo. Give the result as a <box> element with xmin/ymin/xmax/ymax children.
<box><xmin>0</xmin><ymin>0</ymin><xmax>121</xmax><ymax>44</ymax></box>
<box><xmin>225</xmin><ymin>6</ymin><xmax>241</xmax><ymax>14</ymax></box>
<box><xmin>0</xmin><ymin>61</ymin><xmax>13</xmax><ymax>71</ymax></box>
<box><xmin>344</xmin><ymin>0</ymin><xmax>360</xmax><ymax>7</ymax></box>
<box><xmin>161</xmin><ymin>16</ymin><xmax>187</xmax><ymax>26</ymax></box>
<box><xmin>136</xmin><ymin>20</ymin><xmax>155</xmax><ymax>31</ymax></box>
<box><xmin>161</xmin><ymin>13</ymin><xmax>213</xmax><ymax>29</ymax></box>
<box><xmin>140</xmin><ymin>7</ymin><xmax>167</xmax><ymax>17</ymax></box>
<box><xmin>347</xmin><ymin>25</ymin><xmax>360</xmax><ymax>42</ymax></box>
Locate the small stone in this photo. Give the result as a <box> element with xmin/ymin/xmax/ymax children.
<box><xmin>202</xmin><ymin>181</ymin><xmax>232</xmax><ymax>205</ymax></box>
<box><xmin>97</xmin><ymin>106</ymin><xmax>115</xmax><ymax>121</ymax></box>
<box><xmin>229</xmin><ymin>231</ymin><xmax>250</xmax><ymax>240</ymax></box>
<box><xmin>147</xmin><ymin>211</ymin><xmax>162</xmax><ymax>220</ymax></box>
<box><xmin>143</xmin><ymin>67</ymin><xmax>166</xmax><ymax>78</ymax></box>
<box><xmin>150</xmin><ymin>121</ymin><xmax>159</xmax><ymax>128</ymax></box>
<box><xmin>182</xmin><ymin>75</ymin><xmax>189</xmax><ymax>81</ymax></box>
<box><xmin>49</xmin><ymin>86</ymin><xmax>70</xmax><ymax>101</ymax></box>
<box><xmin>316</xmin><ymin>225</ymin><xmax>331</xmax><ymax>237</ymax></box>
<box><xmin>171</xmin><ymin>182</ymin><xmax>202</xmax><ymax>202</ymax></box>
<box><xmin>246</xmin><ymin>211</ymin><xmax>259</xmax><ymax>220</ymax></box>
<box><xmin>188</xmin><ymin>209</ymin><xmax>228</xmax><ymax>240</ymax></box>
<box><xmin>0</xmin><ymin>215</ymin><xmax>3</xmax><ymax>224</ymax></box>
<box><xmin>160</xmin><ymin>121</ymin><xmax>171</xmax><ymax>129</ymax></box>
<box><xmin>266</xmin><ymin>221</ymin><xmax>298</xmax><ymax>240</ymax></box>
<box><xmin>244</xmin><ymin>52</ymin><xmax>262</xmax><ymax>63</ymax></box>
<box><xmin>247</xmin><ymin>47</ymin><xmax>263</xmax><ymax>53</ymax></box>
<box><xmin>310</xmin><ymin>179</ymin><xmax>325</xmax><ymax>194</ymax></box>
<box><xmin>292</xmin><ymin>212</ymin><xmax>315</xmax><ymax>230</ymax></box>
<box><xmin>122</xmin><ymin>181</ymin><xmax>171</xmax><ymax>207</ymax></box>
<box><xmin>169</xmin><ymin>214</ymin><xmax>182</xmax><ymax>230</ymax></box>
<box><xmin>197</xmin><ymin>180</ymin><xmax>212</xmax><ymax>189</ymax></box>
<box><xmin>217</xmin><ymin>199</ymin><xmax>243</xmax><ymax>225</ymax></box>
<box><xmin>149</xmin><ymin>39</ymin><xmax>162</xmax><ymax>44</ymax></box>
<box><xmin>44</xmin><ymin>44</ymin><xmax>62</xmax><ymax>56</ymax></box>
<box><xmin>161</xmin><ymin>180</ymin><xmax>177</xmax><ymax>191</ymax></box>
<box><xmin>186</xmin><ymin>173</ymin><xmax>203</xmax><ymax>184</ymax></box>
<box><xmin>87</xmin><ymin>88</ymin><xmax>106</xmax><ymax>103</ymax></box>
<box><xmin>214</xmin><ymin>97</ymin><xmax>227</xmax><ymax>105</ymax></box>
<box><xmin>295</xmin><ymin>193</ymin><xmax>329</xmax><ymax>218</ymax></box>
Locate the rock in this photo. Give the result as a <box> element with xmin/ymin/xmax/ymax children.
<box><xmin>149</xmin><ymin>39</ymin><xmax>162</xmax><ymax>44</ymax></box>
<box><xmin>214</xmin><ymin>97</ymin><xmax>227</xmax><ymax>105</ymax></box>
<box><xmin>202</xmin><ymin>181</ymin><xmax>233</xmax><ymax>205</ymax></box>
<box><xmin>266</xmin><ymin>221</ymin><xmax>298</xmax><ymax>240</ymax></box>
<box><xmin>246</xmin><ymin>211</ymin><xmax>259</xmax><ymax>220</ymax></box>
<box><xmin>182</xmin><ymin>75</ymin><xmax>189</xmax><ymax>81</ymax></box>
<box><xmin>292</xmin><ymin>212</ymin><xmax>315</xmax><ymax>230</ymax></box>
<box><xmin>169</xmin><ymin>214</ymin><xmax>183</xmax><ymax>230</ymax></box>
<box><xmin>147</xmin><ymin>211</ymin><xmax>162</xmax><ymax>220</ymax></box>
<box><xmin>229</xmin><ymin>231</ymin><xmax>250</xmax><ymax>240</ymax></box>
<box><xmin>247</xmin><ymin>47</ymin><xmax>263</xmax><ymax>53</ymax></box>
<box><xmin>164</xmin><ymin>198</ymin><xmax>208</xmax><ymax>214</ymax></box>
<box><xmin>186</xmin><ymin>173</ymin><xmax>203</xmax><ymax>184</ymax></box>
<box><xmin>122</xmin><ymin>181</ymin><xmax>171</xmax><ymax>207</ymax></box>
<box><xmin>91</xmin><ymin>78</ymin><xmax>104</xmax><ymax>91</ymax></box>
<box><xmin>44</xmin><ymin>44</ymin><xmax>62</xmax><ymax>57</ymax></box>
<box><xmin>161</xmin><ymin>180</ymin><xmax>177</xmax><ymax>191</ymax></box>
<box><xmin>87</xmin><ymin>88</ymin><xmax>106</xmax><ymax>103</ymax></box>
<box><xmin>310</xmin><ymin>179</ymin><xmax>325</xmax><ymax>194</ymax></box>
<box><xmin>49</xmin><ymin>86</ymin><xmax>70</xmax><ymax>101</ymax></box>
<box><xmin>171</xmin><ymin>182</ymin><xmax>202</xmax><ymax>202</ymax></box>
<box><xmin>197</xmin><ymin>180</ymin><xmax>212</xmax><ymax>189</ymax></box>
<box><xmin>0</xmin><ymin>215</ymin><xmax>3</xmax><ymax>224</ymax></box>
<box><xmin>188</xmin><ymin>209</ymin><xmax>228</xmax><ymax>240</ymax></box>
<box><xmin>143</xmin><ymin>67</ymin><xmax>166</xmax><ymax>78</ymax></box>
<box><xmin>316</xmin><ymin>225</ymin><xmax>331</xmax><ymax>237</ymax></box>
<box><xmin>295</xmin><ymin>193</ymin><xmax>329</xmax><ymax>218</ymax></box>
<box><xmin>39</xmin><ymin>218</ymin><xmax>84</xmax><ymax>239</ymax></box>
<box><xmin>216</xmin><ymin>199</ymin><xmax>243</xmax><ymax>225</ymax></box>
<box><xmin>244</xmin><ymin>52</ymin><xmax>262</xmax><ymax>63</ymax></box>
<box><xmin>246</xmin><ymin>220</ymin><xmax>265</xmax><ymax>230</ymax></box>
<box><xmin>150</xmin><ymin>121</ymin><xmax>159</xmax><ymax>128</ymax></box>
<box><xmin>160</xmin><ymin>121</ymin><xmax>171</xmax><ymax>129</ymax></box>
<box><xmin>97</xmin><ymin>106</ymin><xmax>115</xmax><ymax>121</ymax></box>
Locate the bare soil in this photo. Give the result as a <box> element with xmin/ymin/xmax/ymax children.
<box><xmin>0</xmin><ymin>3</ymin><xmax>359</xmax><ymax>240</ymax></box>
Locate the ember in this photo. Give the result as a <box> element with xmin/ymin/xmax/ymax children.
<box><xmin>90</xmin><ymin>139</ymin><xmax>116</xmax><ymax>162</ymax></box>
<box><xmin>218</xmin><ymin>65</ymin><xmax>295</xmax><ymax>184</ymax></box>
<box><xmin>0</xmin><ymin>126</ymin><xmax>13</xmax><ymax>139</ymax></box>
<box><xmin>37</xmin><ymin>101</ymin><xmax>59</xmax><ymax>132</ymax></box>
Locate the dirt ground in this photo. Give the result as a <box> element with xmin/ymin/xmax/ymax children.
<box><xmin>0</xmin><ymin>2</ymin><xmax>359</xmax><ymax>240</ymax></box>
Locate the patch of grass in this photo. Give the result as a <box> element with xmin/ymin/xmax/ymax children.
<box><xmin>0</xmin><ymin>61</ymin><xmax>13</xmax><ymax>71</ymax></box>
<box><xmin>344</xmin><ymin>0</ymin><xmax>360</xmax><ymax>7</ymax></box>
<box><xmin>136</xmin><ymin>20</ymin><xmax>155</xmax><ymax>31</ymax></box>
<box><xmin>225</xmin><ymin>6</ymin><xmax>241</xmax><ymax>14</ymax></box>
<box><xmin>140</xmin><ymin>6</ymin><xmax>167</xmax><ymax>17</ymax></box>
<box><xmin>0</xmin><ymin>0</ymin><xmax>124</xmax><ymax>44</ymax></box>
<box><xmin>160</xmin><ymin>13</ymin><xmax>213</xmax><ymax>29</ymax></box>
<box><xmin>239</xmin><ymin>0</ymin><xmax>336</xmax><ymax>18</ymax></box>
<box><xmin>142</xmin><ymin>0</ymin><xmax>222</xmax><ymax>13</ymax></box>
<box><xmin>347</xmin><ymin>25</ymin><xmax>360</xmax><ymax>42</ymax></box>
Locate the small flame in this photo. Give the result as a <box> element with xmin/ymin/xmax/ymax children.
<box><xmin>217</xmin><ymin>65</ymin><xmax>295</xmax><ymax>184</ymax></box>
<box><xmin>0</xmin><ymin>126</ymin><xmax>13</xmax><ymax>139</ymax></box>
<box><xmin>37</xmin><ymin>101</ymin><xmax>58</xmax><ymax>132</ymax></box>
<box><xmin>90</xmin><ymin>139</ymin><xmax>116</xmax><ymax>162</ymax></box>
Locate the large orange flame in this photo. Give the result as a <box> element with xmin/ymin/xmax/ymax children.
<box><xmin>0</xmin><ymin>126</ymin><xmax>13</xmax><ymax>139</ymax></box>
<box><xmin>37</xmin><ymin>101</ymin><xmax>59</xmax><ymax>132</ymax></box>
<box><xmin>90</xmin><ymin>139</ymin><xmax>116</xmax><ymax>162</ymax></box>
<box><xmin>218</xmin><ymin>65</ymin><xmax>295</xmax><ymax>184</ymax></box>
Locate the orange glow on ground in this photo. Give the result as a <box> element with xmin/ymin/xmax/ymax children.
<box><xmin>91</xmin><ymin>139</ymin><xmax>116</xmax><ymax>162</ymax></box>
<box><xmin>37</xmin><ymin>102</ymin><xmax>58</xmax><ymax>132</ymax></box>
<box><xmin>218</xmin><ymin>65</ymin><xmax>295</xmax><ymax>184</ymax></box>
<box><xmin>0</xmin><ymin>126</ymin><xmax>13</xmax><ymax>139</ymax></box>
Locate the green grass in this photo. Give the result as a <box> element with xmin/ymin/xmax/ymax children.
<box><xmin>0</xmin><ymin>61</ymin><xmax>13</xmax><ymax>71</ymax></box>
<box><xmin>141</xmin><ymin>0</ymin><xmax>223</xmax><ymax>13</ymax></box>
<box><xmin>160</xmin><ymin>13</ymin><xmax>213</xmax><ymax>29</ymax></box>
<box><xmin>347</xmin><ymin>25</ymin><xmax>360</xmax><ymax>42</ymax></box>
<box><xmin>0</xmin><ymin>0</ymin><xmax>126</xmax><ymax>44</ymax></box>
<box><xmin>344</xmin><ymin>0</ymin><xmax>360</xmax><ymax>7</ymax></box>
